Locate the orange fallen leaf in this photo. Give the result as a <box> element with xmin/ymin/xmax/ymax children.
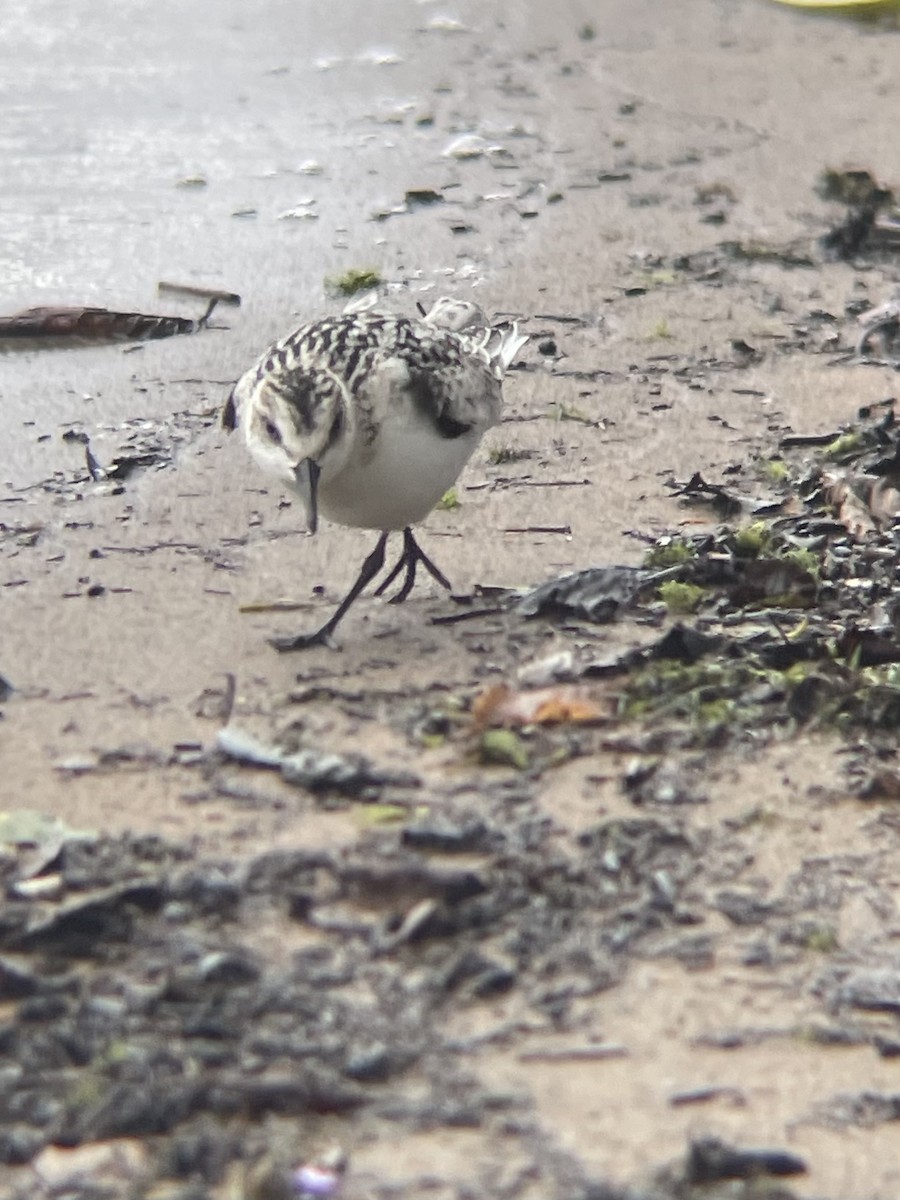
<box><xmin>471</xmin><ymin>684</ymin><xmax>513</xmax><ymax>727</ymax></box>
<box><xmin>472</xmin><ymin>683</ymin><xmax>610</xmax><ymax>728</ymax></box>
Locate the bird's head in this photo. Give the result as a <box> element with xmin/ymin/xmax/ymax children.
<box><xmin>242</xmin><ymin>376</ymin><xmax>351</xmax><ymax>534</ymax></box>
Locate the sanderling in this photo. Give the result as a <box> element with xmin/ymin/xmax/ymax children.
<box><xmin>224</xmin><ymin>297</ymin><xmax>527</xmax><ymax>650</ymax></box>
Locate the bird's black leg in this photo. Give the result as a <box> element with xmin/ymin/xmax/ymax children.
<box><xmin>374</xmin><ymin>527</ymin><xmax>452</xmax><ymax>605</ymax></box>
<box><xmin>269</xmin><ymin>531</ymin><xmax>389</xmax><ymax>652</ymax></box>
<box><xmin>372</xmin><ymin>538</ymin><xmax>408</xmax><ymax>599</ymax></box>
<box><xmin>398</xmin><ymin>528</ymin><xmax>452</xmax><ymax>600</ymax></box>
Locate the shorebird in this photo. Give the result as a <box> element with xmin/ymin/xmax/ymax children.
<box><xmin>224</xmin><ymin>297</ymin><xmax>527</xmax><ymax>650</ymax></box>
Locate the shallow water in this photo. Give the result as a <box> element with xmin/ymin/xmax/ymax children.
<box><xmin>0</xmin><ymin>0</ymin><xmax>549</xmax><ymax>484</ymax></box>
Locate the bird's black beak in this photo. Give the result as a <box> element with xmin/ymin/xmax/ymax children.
<box><xmin>222</xmin><ymin>391</ymin><xmax>237</xmax><ymax>431</ymax></box>
<box><xmin>293</xmin><ymin>458</ymin><xmax>321</xmax><ymax>534</ymax></box>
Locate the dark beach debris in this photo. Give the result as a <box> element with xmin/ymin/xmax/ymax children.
<box><xmin>470</xmin><ymin>474</ymin><xmax>593</xmax><ymax>490</ymax></box>
<box><xmin>404</xmin><ymin>187</ymin><xmax>444</xmax><ymax>207</ymax></box>
<box><xmin>835</xmin><ymin>966</ymin><xmax>900</xmax><ymax>1014</ymax></box>
<box><xmin>855</xmin><ymin>287</ymin><xmax>900</xmax><ymax>360</ymax></box>
<box><xmin>431</xmin><ymin>600</ymin><xmax>507</xmax><ymax>627</ymax></box>
<box><xmin>518</xmin><ymin>542</ymin><xmax>819</xmax><ymax>633</ymax></box>
<box><xmin>669</xmin><ymin>1084</ymin><xmax>745</xmax><ymax>1108</ymax></box>
<box><xmin>194</xmin><ymin>672</ymin><xmax>237</xmax><ymax>723</ymax></box>
<box><xmin>618</xmin><ymin>618</ymin><xmax>900</xmax><ymax>744</ymax></box>
<box><xmin>870</xmin><ymin>212</ymin><xmax>900</xmax><ymax>253</ymax></box>
<box><xmin>84</xmin><ymin>443</ymin><xmax>105</xmax><ymax>481</ymax></box>
<box><xmin>0</xmin><ymin>811</ymin><xmax>712</xmax><ymax>1185</ymax></box>
<box><xmin>822</xmin><ymin>204</ymin><xmax>882</xmax><ymax>260</ymax></box>
<box><xmin>401</xmin><ymin>817</ymin><xmax>492</xmax><ymax>854</ymax></box>
<box><xmin>517</xmin><ymin>1043</ymin><xmax>628</xmax><ymax>1064</ymax></box>
<box><xmin>60</xmin><ymin>1072</ymin><xmax>364</xmax><ymax>1146</ymax></box>
<box><xmin>796</xmin><ymin>400</ymin><xmax>900</xmax><ymax>531</ymax></box>
<box><xmin>655</xmin><ymin>172</ymin><xmax>897</xmax><ymax>294</ymax></box>
<box><xmin>822</xmin><ymin>470</ymin><xmax>899</xmax><ymax>537</ymax></box>
<box><xmin>0</xmin><ymin>956</ymin><xmax>42</xmax><ymax>1001</ymax></box>
<box><xmin>685</xmin><ymin>1136</ymin><xmax>806</xmax><ymax>1183</ymax></box>
<box><xmin>370</xmin><ymin>202</ymin><xmax>408</xmax><ymax>222</ymax></box>
<box><xmin>41</xmin><ymin>407</ymin><xmax>221</xmax><ymax>496</ymax></box>
<box><xmin>337</xmin><ymin>854</ymin><xmax>488</xmax><ymax>912</ymax></box>
<box><xmin>532</xmin><ymin>312</ymin><xmax>593</xmax><ymax>325</ymax></box>
<box><xmin>517</xmin><ymin>564</ymin><xmax>684</xmax><ymax>624</ymax></box>
<box><xmin>812</xmin><ymin>1090</ymin><xmax>900</xmax><ymax>1129</ymax></box>
<box><xmin>622</xmin><ymin>757</ymin><xmax>708</xmax><ymax>808</ymax></box>
<box><xmin>780</xmin><ymin>429</ymin><xmax>846</xmax><ymax>450</ymax></box>
<box><xmin>694</xmin><ymin>180</ymin><xmax>737</xmax><ymax>226</ymax></box>
<box><xmin>215</xmin><ymin>726</ymin><xmax>421</xmax><ymax>796</ymax></box>
<box><xmin>857</xmin><ymin>766</ymin><xmax>900</xmax><ymax>800</ymax></box>
<box><xmin>0</xmin><ymin>672</ymin><xmax>11</xmax><ymax>703</ymax></box>
<box><xmin>0</xmin><ymin>809</ymin><xmax>97</xmax><ymax>886</ymax></box>
<box><xmin>54</xmin><ymin>742</ymin><xmax>171</xmax><ymax>776</ymax></box>
<box><xmin>817</xmin><ymin>167</ymin><xmax>894</xmax><ymax>210</ymax></box>
<box><xmin>669</xmin><ymin>471</ymin><xmax>749</xmax><ymax>518</ymax></box>
<box><xmin>495</xmin><ymin>393</ymin><xmax>900</xmax><ymax>747</ymax></box>
<box><xmin>668</xmin><ymin>180</ymin><xmax>898</xmax><ymax>291</ymax></box>
<box><xmin>0</xmin><ymin>301</ymin><xmax>221</xmax><ymax>348</ymax></box>
<box><xmin>4</xmin><ymin>881</ymin><xmax>165</xmax><ymax>957</ymax></box>
<box><xmin>720</xmin><ymin>238</ymin><xmax>816</xmax><ymax>269</ymax></box>
<box><xmin>714</xmin><ymin>889</ymin><xmax>775</xmax><ymax>927</ymax></box>
<box><xmin>720</xmin><ymin>555</ymin><xmax>818</xmax><ymax>609</ymax></box>
<box><xmin>504</xmin><ymin>523</ymin><xmax>572</xmax><ymax>535</ymax></box>
<box><xmin>103</xmin><ymin>449</ymin><xmax>172</xmax><ymax>482</ymax></box>
<box><xmin>817</xmin><ymin>167</ymin><xmax>899</xmax><ymax>261</ymax></box>
<box><xmin>281</xmin><ymin>750</ymin><xmax>418</xmax><ymax>795</ymax></box>
<box><xmin>644</xmin><ymin>623</ymin><xmax>730</xmax><ymax>666</ymax></box>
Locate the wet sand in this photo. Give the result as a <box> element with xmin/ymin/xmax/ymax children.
<box><xmin>3</xmin><ymin>1</ymin><xmax>900</xmax><ymax>1196</ymax></box>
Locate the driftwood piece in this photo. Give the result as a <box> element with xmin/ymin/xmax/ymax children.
<box><xmin>157</xmin><ymin>281</ymin><xmax>241</xmax><ymax>306</ymax></box>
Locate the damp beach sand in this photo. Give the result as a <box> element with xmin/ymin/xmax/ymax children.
<box><xmin>2</xmin><ymin>2</ymin><xmax>900</xmax><ymax>1197</ymax></box>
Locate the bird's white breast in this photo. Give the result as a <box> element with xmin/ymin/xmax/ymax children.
<box><xmin>319</xmin><ymin>418</ymin><xmax>481</xmax><ymax>531</ymax></box>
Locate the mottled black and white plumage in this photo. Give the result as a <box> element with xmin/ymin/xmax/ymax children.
<box><xmin>225</xmin><ymin>298</ymin><xmax>526</xmax><ymax>650</ymax></box>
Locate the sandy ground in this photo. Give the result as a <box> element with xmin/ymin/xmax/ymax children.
<box><xmin>3</xmin><ymin>1</ymin><xmax>900</xmax><ymax>1196</ymax></box>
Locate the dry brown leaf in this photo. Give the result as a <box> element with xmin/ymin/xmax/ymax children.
<box><xmin>472</xmin><ymin>683</ymin><xmax>610</xmax><ymax>728</ymax></box>
<box><xmin>822</xmin><ymin>471</ymin><xmax>878</xmax><ymax>538</ymax></box>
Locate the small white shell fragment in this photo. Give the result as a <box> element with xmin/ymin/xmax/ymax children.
<box><xmin>516</xmin><ymin>649</ymin><xmax>577</xmax><ymax>688</ymax></box>
<box><xmin>277</xmin><ymin>199</ymin><xmax>319</xmax><ymax>221</ymax></box>
<box><xmin>293</xmin><ymin>1162</ymin><xmax>342</xmax><ymax>1197</ymax></box>
<box><xmin>357</xmin><ymin>48</ymin><xmax>402</xmax><ymax>66</ymax></box>
<box><xmin>442</xmin><ymin>133</ymin><xmax>503</xmax><ymax>160</ymax></box>
<box><xmin>215</xmin><ymin>726</ymin><xmax>284</xmax><ymax>768</ymax></box>
<box><xmin>11</xmin><ymin>873</ymin><xmax>64</xmax><ymax>901</ymax></box>
<box><xmin>426</xmin><ymin>15</ymin><xmax>470</xmax><ymax>31</ymax></box>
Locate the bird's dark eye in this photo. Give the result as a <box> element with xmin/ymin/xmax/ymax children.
<box><xmin>327</xmin><ymin>411</ymin><xmax>344</xmax><ymax>446</ymax></box>
<box><xmin>264</xmin><ymin>418</ymin><xmax>282</xmax><ymax>444</ymax></box>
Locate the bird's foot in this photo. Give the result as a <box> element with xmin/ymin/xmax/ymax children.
<box><xmin>375</xmin><ymin>528</ymin><xmax>452</xmax><ymax>605</ymax></box>
<box><xmin>268</xmin><ymin>626</ymin><xmax>339</xmax><ymax>652</ymax></box>
<box><xmin>267</xmin><ymin>531</ymin><xmax>390</xmax><ymax>651</ymax></box>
